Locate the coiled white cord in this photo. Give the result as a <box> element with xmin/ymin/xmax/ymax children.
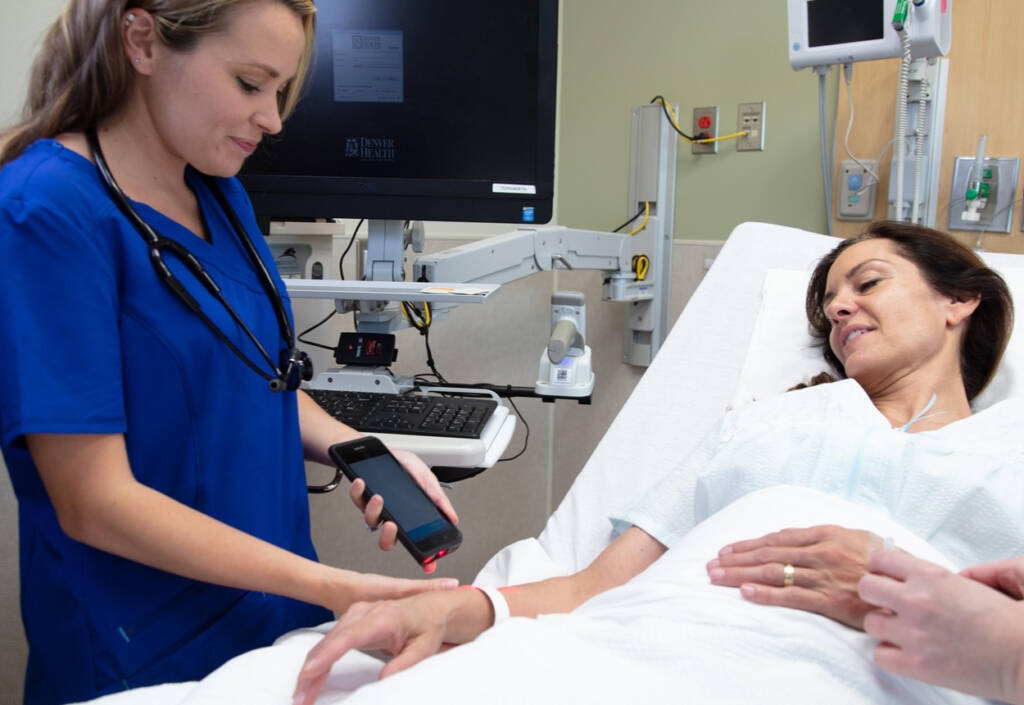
<box><xmin>893</xmin><ymin>30</ymin><xmax>912</xmax><ymax>221</ymax></box>
<box><xmin>911</xmin><ymin>70</ymin><xmax>929</xmax><ymax>224</ymax></box>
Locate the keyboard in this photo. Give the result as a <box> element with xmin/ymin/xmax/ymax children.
<box><xmin>305</xmin><ymin>388</ymin><xmax>498</xmax><ymax>439</ymax></box>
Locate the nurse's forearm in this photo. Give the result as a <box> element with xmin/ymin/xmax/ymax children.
<box><xmin>28</xmin><ymin>433</ymin><xmax>360</xmax><ymax>613</ymax></box>
<box><xmin>296</xmin><ymin>389</ymin><xmax>362</xmax><ymax>466</ymax></box>
<box><xmin>84</xmin><ymin>480</ymin><xmax>351</xmax><ymax>608</ymax></box>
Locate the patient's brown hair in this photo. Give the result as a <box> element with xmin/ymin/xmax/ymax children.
<box><xmin>799</xmin><ymin>221</ymin><xmax>1013</xmax><ymax>401</ymax></box>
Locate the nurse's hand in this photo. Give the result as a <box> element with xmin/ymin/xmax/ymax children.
<box><xmin>330</xmin><ymin>568</ymin><xmax>459</xmax><ymax>615</ymax></box>
<box><xmin>707</xmin><ymin>524</ymin><xmax>882</xmax><ymax>629</ymax></box>
<box><xmin>859</xmin><ymin>549</ymin><xmax>1024</xmax><ymax>703</ymax></box>
<box><xmin>348</xmin><ymin>447</ymin><xmax>458</xmax><ymax>572</ymax></box>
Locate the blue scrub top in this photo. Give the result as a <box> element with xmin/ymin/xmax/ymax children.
<box><xmin>0</xmin><ymin>140</ymin><xmax>332</xmax><ymax>705</ymax></box>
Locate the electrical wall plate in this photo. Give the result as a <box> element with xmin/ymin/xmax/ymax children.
<box><xmin>947</xmin><ymin>156</ymin><xmax>1020</xmax><ymax>233</ymax></box>
<box><xmin>837</xmin><ymin>159</ymin><xmax>878</xmax><ymax>220</ymax></box>
<box><xmin>692</xmin><ymin>106</ymin><xmax>718</xmax><ymax>155</ymax></box>
<box><xmin>736</xmin><ymin>102</ymin><xmax>766</xmax><ymax>152</ymax></box>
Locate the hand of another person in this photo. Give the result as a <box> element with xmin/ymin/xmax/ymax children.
<box><xmin>293</xmin><ymin>589</ymin><xmax>468</xmax><ymax>705</ymax></box>
<box><xmin>707</xmin><ymin>524</ymin><xmax>882</xmax><ymax>629</ymax></box>
<box><xmin>859</xmin><ymin>549</ymin><xmax>1024</xmax><ymax>703</ymax></box>
<box><xmin>348</xmin><ymin>447</ymin><xmax>458</xmax><ymax>572</ymax></box>
<box><xmin>960</xmin><ymin>556</ymin><xmax>1024</xmax><ymax>600</ymax></box>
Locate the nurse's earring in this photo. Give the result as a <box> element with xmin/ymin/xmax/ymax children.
<box><xmin>125</xmin><ymin>12</ymin><xmax>139</xmax><ymax>65</ymax></box>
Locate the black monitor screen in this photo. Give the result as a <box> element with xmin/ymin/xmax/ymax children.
<box><xmin>807</xmin><ymin>0</ymin><xmax>884</xmax><ymax>48</ymax></box>
<box><xmin>241</xmin><ymin>0</ymin><xmax>558</xmax><ymax>225</ymax></box>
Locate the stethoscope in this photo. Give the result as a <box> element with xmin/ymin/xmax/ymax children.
<box><xmin>86</xmin><ymin>128</ymin><xmax>312</xmax><ymax>392</ymax></box>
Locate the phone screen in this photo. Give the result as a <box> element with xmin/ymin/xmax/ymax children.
<box><xmin>346</xmin><ymin>453</ymin><xmax>451</xmax><ymax>541</ymax></box>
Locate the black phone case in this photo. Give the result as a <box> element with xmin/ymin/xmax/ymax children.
<box><xmin>329</xmin><ymin>439</ymin><xmax>462</xmax><ymax>566</ymax></box>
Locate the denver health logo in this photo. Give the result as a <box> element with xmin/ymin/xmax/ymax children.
<box><xmin>345</xmin><ymin>137</ymin><xmax>397</xmax><ymax>162</ymax></box>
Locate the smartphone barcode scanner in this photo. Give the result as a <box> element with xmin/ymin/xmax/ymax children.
<box><xmin>329</xmin><ymin>437</ymin><xmax>462</xmax><ymax>566</ymax></box>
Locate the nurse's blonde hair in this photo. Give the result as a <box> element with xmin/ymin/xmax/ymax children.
<box><xmin>0</xmin><ymin>0</ymin><xmax>316</xmax><ymax>167</ymax></box>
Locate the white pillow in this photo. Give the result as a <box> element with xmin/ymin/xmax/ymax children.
<box><xmin>732</xmin><ymin>267</ymin><xmax>1024</xmax><ymax>411</ymax></box>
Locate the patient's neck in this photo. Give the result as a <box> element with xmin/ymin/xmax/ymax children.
<box><xmin>864</xmin><ymin>372</ymin><xmax>973</xmax><ymax>432</ymax></box>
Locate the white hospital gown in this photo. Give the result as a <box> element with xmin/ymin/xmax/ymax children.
<box><xmin>616</xmin><ymin>378</ymin><xmax>1024</xmax><ymax>570</ymax></box>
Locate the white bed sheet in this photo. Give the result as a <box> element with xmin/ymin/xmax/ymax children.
<box><xmin>76</xmin><ymin>486</ymin><xmax>991</xmax><ymax>705</ymax></box>
<box><xmin>74</xmin><ymin>222</ymin><xmax>1024</xmax><ymax>704</ymax></box>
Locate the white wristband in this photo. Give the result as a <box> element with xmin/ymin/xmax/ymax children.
<box><xmin>474</xmin><ymin>585</ymin><xmax>510</xmax><ymax>626</ymax></box>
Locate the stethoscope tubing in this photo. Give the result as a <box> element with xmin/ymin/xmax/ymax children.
<box><xmin>85</xmin><ymin>128</ymin><xmax>302</xmax><ymax>390</ymax></box>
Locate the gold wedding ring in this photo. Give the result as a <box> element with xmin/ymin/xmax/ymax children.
<box><xmin>783</xmin><ymin>563</ymin><xmax>795</xmax><ymax>587</ymax></box>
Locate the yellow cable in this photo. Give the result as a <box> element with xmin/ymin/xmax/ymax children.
<box><xmin>697</xmin><ymin>130</ymin><xmax>747</xmax><ymax>144</ymax></box>
<box><xmin>401</xmin><ymin>301</ymin><xmax>431</xmax><ymax>329</ymax></box>
<box><xmin>628</xmin><ymin>201</ymin><xmax>650</xmax><ymax>235</ymax></box>
<box><xmin>655</xmin><ymin>98</ymin><xmax>749</xmax><ymax>145</ymax></box>
<box><xmin>657</xmin><ymin>99</ymin><xmax>695</xmax><ymax>143</ymax></box>
<box><xmin>631</xmin><ymin>254</ymin><xmax>650</xmax><ymax>281</ymax></box>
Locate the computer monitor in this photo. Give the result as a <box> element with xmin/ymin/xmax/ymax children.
<box><xmin>240</xmin><ymin>0</ymin><xmax>558</xmax><ymax>226</ymax></box>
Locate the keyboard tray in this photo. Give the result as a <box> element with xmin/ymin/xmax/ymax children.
<box><xmin>305</xmin><ymin>389</ymin><xmax>497</xmax><ymax>439</ymax></box>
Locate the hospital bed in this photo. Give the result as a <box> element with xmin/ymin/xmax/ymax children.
<box><xmin>75</xmin><ymin>222</ymin><xmax>1024</xmax><ymax>705</ymax></box>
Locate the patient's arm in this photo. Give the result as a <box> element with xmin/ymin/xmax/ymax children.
<box><xmin>706</xmin><ymin>524</ymin><xmax>882</xmax><ymax>629</ymax></box>
<box><xmin>293</xmin><ymin>526</ymin><xmax>664</xmax><ymax>705</ymax></box>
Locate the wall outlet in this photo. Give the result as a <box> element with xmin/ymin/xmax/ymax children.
<box><xmin>837</xmin><ymin>160</ymin><xmax>878</xmax><ymax>220</ymax></box>
<box><xmin>692</xmin><ymin>106</ymin><xmax>718</xmax><ymax>155</ymax></box>
<box><xmin>736</xmin><ymin>102</ymin><xmax>765</xmax><ymax>151</ymax></box>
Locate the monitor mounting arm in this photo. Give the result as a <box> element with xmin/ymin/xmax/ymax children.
<box><xmin>414</xmin><ymin>102</ymin><xmax>677</xmax><ymax>366</ymax></box>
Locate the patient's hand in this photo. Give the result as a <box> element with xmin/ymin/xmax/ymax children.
<box><xmin>707</xmin><ymin>524</ymin><xmax>882</xmax><ymax>629</ymax></box>
<box><xmin>859</xmin><ymin>549</ymin><xmax>1024</xmax><ymax>703</ymax></box>
<box><xmin>293</xmin><ymin>587</ymin><xmax>491</xmax><ymax>705</ymax></box>
<box><xmin>294</xmin><ymin>594</ymin><xmax>447</xmax><ymax>705</ymax></box>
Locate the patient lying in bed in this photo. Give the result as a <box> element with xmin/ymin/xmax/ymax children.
<box><xmin>293</xmin><ymin>377</ymin><xmax>1022</xmax><ymax>705</ymax></box>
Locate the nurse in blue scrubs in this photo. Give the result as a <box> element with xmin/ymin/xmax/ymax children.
<box><xmin>0</xmin><ymin>2</ymin><xmax>458</xmax><ymax>703</ymax></box>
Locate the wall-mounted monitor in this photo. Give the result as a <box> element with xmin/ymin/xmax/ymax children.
<box><xmin>788</xmin><ymin>0</ymin><xmax>951</xmax><ymax>70</ymax></box>
<box><xmin>240</xmin><ymin>0</ymin><xmax>558</xmax><ymax>226</ymax></box>
<box><xmin>788</xmin><ymin>0</ymin><xmax>901</xmax><ymax>69</ymax></box>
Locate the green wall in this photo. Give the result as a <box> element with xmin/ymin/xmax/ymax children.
<box><xmin>556</xmin><ymin>0</ymin><xmax>838</xmax><ymax>240</ymax></box>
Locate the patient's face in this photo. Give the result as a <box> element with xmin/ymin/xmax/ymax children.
<box><xmin>822</xmin><ymin>239</ymin><xmax>959</xmax><ymax>390</ymax></box>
